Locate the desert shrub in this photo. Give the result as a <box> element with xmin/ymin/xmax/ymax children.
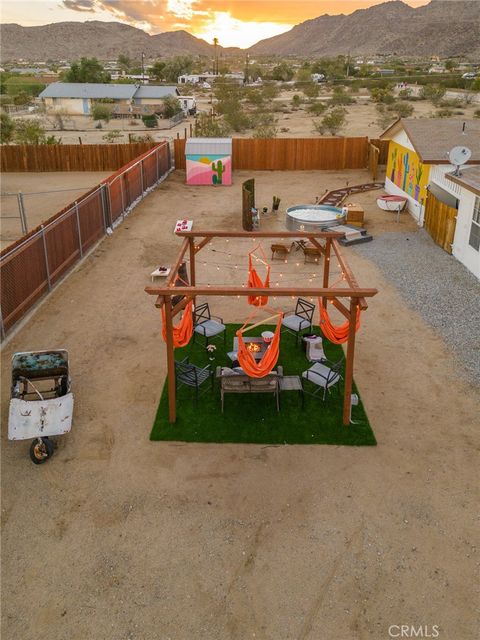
<box><xmin>291</xmin><ymin>94</ymin><xmax>302</xmax><ymax>109</ymax></box>
<box><xmin>303</xmin><ymin>83</ymin><xmax>320</xmax><ymax>99</ymax></box>
<box><xmin>14</xmin><ymin>119</ymin><xmax>46</xmax><ymax>144</ymax></box>
<box><xmin>102</xmin><ymin>130</ymin><xmax>123</xmax><ymax>142</ymax></box>
<box><xmin>433</xmin><ymin>108</ymin><xmax>454</xmax><ymax>118</ymax></box>
<box><xmin>262</xmin><ymin>83</ymin><xmax>280</xmax><ymax>100</ymax></box>
<box><xmin>280</xmin><ymin>127</ymin><xmax>290</xmax><ymax>133</ymax></box>
<box><xmin>474</xmin><ymin>108</ymin><xmax>480</xmax><ymax>118</ymax></box>
<box><xmin>398</xmin><ymin>88</ymin><xmax>413</xmax><ymax>99</ymax></box>
<box><xmin>194</xmin><ymin>112</ymin><xmax>231</xmax><ymax>137</ymax></box>
<box><xmin>44</xmin><ymin>134</ymin><xmax>62</xmax><ymax>145</ymax></box>
<box><xmin>253</xmin><ymin>123</ymin><xmax>278</xmax><ymax>138</ymax></box>
<box><xmin>272</xmin><ymin>63</ymin><xmax>294</xmax><ymax>82</ymax></box>
<box><xmin>388</xmin><ymin>101</ymin><xmax>414</xmax><ymax>118</ymax></box>
<box><xmin>375</xmin><ymin>104</ymin><xmax>396</xmax><ymax>129</ymax></box>
<box><xmin>142</xmin><ymin>114</ymin><xmax>157</xmax><ymax>128</ymax></box>
<box><xmin>370</xmin><ymin>87</ymin><xmax>395</xmax><ymax>104</ymax></box>
<box><xmin>162</xmin><ymin>95</ymin><xmax>182</xmax><ymax>118</ymax></box>
<box><xmin>245</xmin><ymin>89</ymin><xmax>264</xmax><ymax>107</ymax></box>
<box><xmin>308</xmin><ymin>101</ymin><xmax>327</xmax><ymax>116</ymax></box>
<box><xmin>0</xmin><ymin>111</ymin><xmax>15</xmax><ymax>143</ymax></box>
<box><xmin>330</xmin><ymin>86</ymin><xmax>356</xmax><ymax>105</ymax></box>
<box><xmin>129</xmin><ymin>133</ymin><xmax>154</xmax><ymax>143</ymax></box>
<box><xmin>314</xmin><ymin>107</ymin><xmax>346</xmax><ymax>135</ymax></box>
<box><xmin>420</xmin><ymin>84</ymin><xmax>446</xmax><ymax>105</ymax></box>
<box><xmin>91</xmin><ymin>103</ymin><xmax>111</xmax><ymax>122</ymax></box>
<box><xmin>438</xmin><ymin>98</ymin><xmax>464</xmax><ymax>108</ymax></box>
<box><xmin>224</xmin><ymin>108</ymin><xmax>251</xmax><ymax>132</ymax></box>
<box><xmin>12</xmin><ymin>91</ymin><xmax>32</xmax><ymax>106</ymax></box>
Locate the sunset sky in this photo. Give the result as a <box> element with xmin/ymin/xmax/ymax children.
<box><xmin>2</xmin><ymin>0</ymin><xmax>431</xmax><ymax>48</ymax></box>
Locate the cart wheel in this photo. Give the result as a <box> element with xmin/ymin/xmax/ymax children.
<box><xmin>29</xmin><ymin>438</ymin><xmax>54</xmax><ymax>465</ymax></box>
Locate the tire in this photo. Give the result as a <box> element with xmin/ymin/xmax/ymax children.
<box><xmin>29</xmin><ymin>437</ymin><xmax>54</xmax><ymax>464</ymax></box>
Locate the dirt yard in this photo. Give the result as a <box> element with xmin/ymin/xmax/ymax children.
<box><xmin>1</xmin><ymin>171</ymin><xmax>111</xmax><ymax>250</ymax></box>
<box><xmin>1</xmin><ymin>169</ymin><xmax>478</xmax><ymax>640</ymax></box>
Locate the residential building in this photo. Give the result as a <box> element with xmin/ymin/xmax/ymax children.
<box><xmin>446</xmin><ymin>167</ymin><xmax>480</xmax><ymax>278</ymax></box>
<box><xmin>177</xmin><ymin>72</ymin><xmax>244</xmax><ymax>86</ymax></box>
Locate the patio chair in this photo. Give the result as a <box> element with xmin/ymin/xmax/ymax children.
<box><xmin>270</xmin><ymin>243</ymin><xmax>291</xmax><ymax>260</ymax></box>
<box><xmin>281</xmin><ymin>298</ymin><xmax>315</xmax><ymax>345</ymax></box>
<box><xmin>301</xmin><ymin>358</ymin><xmax>344</xmax><ymax>401</ymax></box>
<box><xmin>175</xmin><ymin>357</ymin><xmax>214</xmax><ymax>404</ymax></box>
<box><xmin>302</xmin><ymin>246</ymin><xmax>322</xmax><ymax>264</ymax></box>
<box><xmin>193</xmin><ymin>303</ymin><xmax>226</xmax><ymax>346</ymax></box>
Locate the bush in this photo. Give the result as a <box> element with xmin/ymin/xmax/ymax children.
<box><xmin>433</xmin><ymin>108</ymin><xmax>454</xmax><ymax>118</ymax></box>
<box><xmin>370</xmin><ymin>87</ymin><xmax>395</xmax><ymax>104</ymax></box>
<box><xmin>375</xmin><ymin>104</ymin><xmax>396</xmax><ymax>130</ymax></box>
<box><xmin>12</xmin><ymin>91</ymin><xmax>32</xmax><ymax>106</ymax></box>
<box><xmin>14</xmin><ymin>119</ymin><xmax>47</xmax><ymax>144</ymax></box>
<box><xmin>142</xmin><ymin>114</ymin><xmax>157</xmax><ymax>128</ymax></box>
<box><xmin>474</xmin><ymin>108</ymin><xmax>480</xmax><ymax>118</ymax></box>
<box><xmin>102</xmin><ymin>130</ymin><xmax>123</xmax><ymax>142</ymax></box>
<box><xmin>303</xmin><ymin>83</ymin><xmax>320</xmax><ymax>99</ymax></box>
<box><xmin>224</xmin><ymin>108</ymin><xmax>251</xmax><ymax>132</ymax></box>
<box><xmin>314</xmin><ymin>107</ymin><xmax>346</xmax><ymax>135</ymax></box>
<box><xmin>398</xmin><ymin>88</ymin><xmax>413</xmax><ymax>99</ymax></box>
<box><xmin>91</xmin><ymin>103</ymin><xmax>111</xmax><ymax>122</ymax></box>
<box><xmin>0</xmin><ymin>112</ymin><xmax>15</xmax><ymax>143</ymax></box>
<box><xmin>291</xmin><ymin>94</ymin><xmax>302</xmax><ymax>109</ymax></box>
<box><xmin>420</xmin><ymin>84</ymin><xmax>446</xmax><ymax>105</ymax></box>
<box><xmin>388</xmin><ymin>100</ymin><xmax>414</xmax><ymax>118</ymax></box>
<box><xmin>330</xmin><ymin>86</ymin><xmax>355</xmax><ymax>105</ymax></box>
<box><xmin>253</xmin><ymin>123</ymin><xmax>278</xmax><ymax>138</ymax></box>
<box><xmin>308</xmin><ymin>101</ymin><xmax>327</xmax><ymax>116</ymax></box>
<box><xmin>162</xmin><ymin>95</ymin><xmax>182</xmax><ymax>119</ymax></box>
<box><xmin>194</xmin><ymin>113</ymin><xmax>231</xmax><ymax>137</ymax></box>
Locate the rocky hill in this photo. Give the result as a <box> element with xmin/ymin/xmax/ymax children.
<box><xmin>249</xmin><ymin>0</ymin><xmax>480</xmax><ymax>57</ymax></box>
<box><xmin>0</xmin><ymin>21</ymin><xmax>218</xmax><ymax>62</ymax></box>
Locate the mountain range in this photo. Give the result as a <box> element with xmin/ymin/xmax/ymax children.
<box><xmin>1</xmin><ymin>0</ymin><xmax>479</xmax><ymax>62</ymax></box>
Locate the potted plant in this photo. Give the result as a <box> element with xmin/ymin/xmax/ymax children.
<box><xmin>206</xmin><ymin>344</ymin><xmax>217</xmax><ymax>361</ymax></box>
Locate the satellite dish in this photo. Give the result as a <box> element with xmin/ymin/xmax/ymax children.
<box><xmin>448</xmin><ymin>146</ymin><xmax>472</xmax><ymax>176</ymax></box>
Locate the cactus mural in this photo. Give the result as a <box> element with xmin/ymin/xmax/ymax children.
<box><xmin>402</xmin><ymin>153</ymin><xmax>410</xmax><ymax>191</ymax></box>
<box><xmin>414</xmin><ymin>165</ymin><xmax>423</xmax><ymax>201</ymax></box>
<box><xmin>407</xmin><ymin>162</ymin><xmax>415</xmax><ymax>196</ymax></box>
<box><xmin>396</xmin><ymin>152</ymin><xmax>403</xmax><ymax>187</ymax></box>
<box><xmin>390</xmin><ymin>147</ymin><xmax>397</xmax><ymax>183</ymax></box>
<box><xmin>211</xmin><ymin>160</ymin><xmax>225</xmax><ymax>185</ymax></box>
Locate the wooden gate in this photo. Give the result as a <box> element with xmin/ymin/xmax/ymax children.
<box><xmin>424</xmin><ymin>191</ymin><xmax>457</xmax><ymax>254</ymax></box>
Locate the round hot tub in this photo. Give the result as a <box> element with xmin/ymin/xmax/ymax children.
<box><xmin>286</xmin><ymin>204</ymin><xmax>345</xmax><ymax>232</ymax></box>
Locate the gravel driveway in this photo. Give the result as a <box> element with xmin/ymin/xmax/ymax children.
<box><xmin>354</xmin><ymin>229</ymin><xmax>480</xmax><ymax>386</ymax></box>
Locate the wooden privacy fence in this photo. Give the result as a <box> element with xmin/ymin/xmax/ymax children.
<box><xmin>0</xmin><ymin>142</ymin><xmax>158</xmax><ymax>173</ymax></box>
<box><xmin>424</xmin><ymin>190</ymin><xmax>458</xmax><ymax>254</ymax></box>
<box><xmin>175</xmin><ymin>137</ymin><xmax>375</xmax><ymax>171</ymax></box>
<box><xmin>369</xmin><ymin>139</ymin><xmax>389</xmax><ymax>165</ymax></box>
<box><xmin>368</xmin><ymin>143</ymin><xmax>380</xmax><ymax>181</ymax></box>
<box><xmin>0</xmin><ymin>142</ymin><xmax>172</xmax><ymax>338</ymax></box>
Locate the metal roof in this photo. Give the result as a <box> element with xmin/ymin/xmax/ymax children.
<box><xmin>39</xmin><ymin>83</ymin><xmax>138</xmax><ymax>100</ymax></box>
<box><xmin>380</xmin><ymin>118</ymin><xmax>480</xmax><ymax>164</ymax></box>
<box><xmin>134</xmin><ymin>85</ymin><xmax>178</xmax><ymax>98</ymax></box>
<box><xmin>186</xmin><ymin>138</ymin><xmax>232</xmax><ymax>155</ymax></box>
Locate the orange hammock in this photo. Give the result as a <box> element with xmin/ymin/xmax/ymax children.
<box><xmin>236</xmin><ymin>314</ymin><xmax>282</xmax><ymax>378</ymax></box>
<box><xmin>318</xmin><ymin>300</ymin><xmax>361</xmax><ymax>344</ymax></box>
<box><xmin>162</xmin><ymin>300</ymin><xmax>193</xmax><ymax>348</ymax></box>
<box><xmin>247</xmin><ymin>249</ymin><xmax>270</xmax><ymax>307</ymax></box>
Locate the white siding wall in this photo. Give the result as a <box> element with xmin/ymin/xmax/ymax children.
<box><xmin>452</xmin><ymin>187</ymin><xmax>480</xmax><ymax>279</ymax></box>
<box><xmin>429</xmin><ymin>165</ymin><xmax>463</xmax><ymax>198</ymax></box>
<box><xmin>391</xmin><ymin>130</ymin><xmax>416</xmax><ymax>152</ymax></box>
<box><xmin>45</xmin><ymin>97</ymin><xmax>86</xmax><ymax>114</ymax></box>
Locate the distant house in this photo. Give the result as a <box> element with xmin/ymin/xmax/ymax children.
<box><xmin>178</xmin><ymin>72</ymin><xmax>244</xmax><ymax>86</ymax></box>
<box><xmin>446</xmin><ymin>167</ymin><xmax>480</xmax><ymax>278</ymax></box>
<box><xmin>380</xmin><ymin>118</ymin><xmax>480</xmax><ymax>225</ymax></box>
<box><xmin>39</xmin><ymin>82</ymin><xmax>179</xmax><ymax>115</ymax></box>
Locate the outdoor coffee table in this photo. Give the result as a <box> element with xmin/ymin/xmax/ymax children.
<box><xmin>279</xmin><ymin>375</ymin><xmax>304</xmax><ymax>409</ymax></box>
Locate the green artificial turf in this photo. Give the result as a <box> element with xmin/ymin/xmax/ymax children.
<box><xmin>150</xmin><ymin>324</ymin><xmax>376</xmax><ymax>446</ymax></box>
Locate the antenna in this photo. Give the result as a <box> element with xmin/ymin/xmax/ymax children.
<box><xmin>447</xmin><ymin>146</ymin><xmax>472</xmax><ymax>176</ymax></box>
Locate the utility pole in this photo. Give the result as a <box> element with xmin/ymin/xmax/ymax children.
<box><xmin>213</xmin><ymin>37</ymin><xmax>219</xmax><ymax>76</ymax></box>
<box><xmin>346</xmin><ymin>50</ymin><xmax>351</xmax><ymax>78</ymax></box>
<box><xmin>141</xmin><ymin>52</ymin><xmax>146</xmax><ymax>84</ymax></box>
<box><xmin>244</xmin><ymin>53</ymin><xmax>250</xmax><ymax>84</ymax></box>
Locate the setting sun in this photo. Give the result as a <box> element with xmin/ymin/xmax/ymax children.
<box><xmin>192</xmin><ymin>11</ymin><xmax>292</xmax><ymax>49</ymax></box>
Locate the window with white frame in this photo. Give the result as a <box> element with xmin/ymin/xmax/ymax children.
<box><xmin>469</xmin><ymin>196</ymin><xmax>480</xmax><ymax>251</ymax></box>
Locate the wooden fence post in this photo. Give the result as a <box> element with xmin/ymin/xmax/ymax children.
<box><xmin>343</xmin><ymin>299</ymin><xmax>358</xmax><ymax>426</ymax></box>
<box><xmin>40</xmin><ymin>225</ymin><xmax>52</xmax><ymax>291</ymax></box>
<box><xmin>164</xmin><ymin>296</ymin><xmax>177</xmax><ymax>423</ymax></box>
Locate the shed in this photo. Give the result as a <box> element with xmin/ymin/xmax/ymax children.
<box><xmin>185</xmin><ymin>138</ymin><xmax>232</xmax><ymax>186</ymax></box>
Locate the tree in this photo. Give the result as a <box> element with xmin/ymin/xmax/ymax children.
<box><xmin>91</xmin><ymin>103</ymin><xmax>111</xmax><ymax>122</ymax></box>
<box><xmin>444</xmin><ymin>59</ymin><xmax>455</xmax><ymax>72</ymax></box>
<box><xmin>117</xmin><ymin>54</ymin><xmax>132</xmax><ymax>74</ymax></box>
<box><xmin>271</xmin><ymin>63</ymin><xmax>294</xmax><ymax>82</ymax></box>
<box><xmin>162</xmin><ymin>56</ymin><xmax>194</xmax><ymax>83</ymax></box>
<box><xmin>308</xmin><ymin>101</ymin><xmax>327</xmax><ymax>116</ymax></box>
<box><xmin>194</xmin><ymin>112</ymin><xmax>231</xmax><ymax>137</ymax></box>
<box><xmin>303</xmin><ymin>83</ymin><xmax>320</xmax><ymax>99</ymax></box>
<box><xmin>14</xmin><ymin>119</ymin><xmax>47</xmax><ymax>144</ymax></box>
<box><xmin>420</xmin><ymin>84</ymin><xmax>446</xmax><ymax>106</ymax></box>
<box><xmin>330</xmin><ymin>86</ymin><xmax>356</xmax><ymax>105</ymax></box>
<box><xmin>150</xmin><ymin>60</ymin><xmax>166</xmax><ymax>82</ymax></box>
<box><xmin>389</xmin><ymin>100</ymin><xmax>414</xmax><ymax>118</ymax></box>
<box><xmin>4</xmin><ymin>76</ymin><xmax>45</xmax><ymax>97</ymax></box>
<box><xmin>314</xmin><ymin>107</ymin><xmax>346</xmax><ymax>135</ymax></box>
<box><xmin>162</xmin><ymin>96</ymin><xmax>182</xmax><ymax>118</ymax></box>
<box><xmin>102</xmin><ymin>130</ymin><xmax>123</xmax><ymax>142</ymax></box>
<box><xmin>0</xmin><ymin>112</ymin><xmax>15</xmax><ymax>144</ymax></box>
<box><xmin>64</xmin><ymin>58</ymin><xmax>111</xmax><ymax>83</ymax></box>
<box><xmin>370</xmin><ymin>87</ymin><xmax>395</xmax><ymax>104</ymax></box>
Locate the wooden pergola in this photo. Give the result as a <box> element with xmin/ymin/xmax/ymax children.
<box><xmin>145</xmin><ymin>231</ymin><xmax>378</xmax><ymax>426</ymax></box>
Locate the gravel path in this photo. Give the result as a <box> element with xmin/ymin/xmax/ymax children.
<box><xmin>354</xmin><ymin>229</ymin><xmax>480</xmax><ymax>386</ymax></box>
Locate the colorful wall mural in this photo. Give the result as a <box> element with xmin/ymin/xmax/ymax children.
<box><xmin>186</xmin><ymin>154</ymin><xmax>232</xmax><ymax>186</ymax></box>
<box><xmin>386</xmin><ymin>141</ymin><xmax>430</xmax><ymax>204</ymax></box>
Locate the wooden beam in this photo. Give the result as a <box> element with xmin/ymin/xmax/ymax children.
<box><xmin>155</xmin><ymin>295</ymin><xmax>164</xmax><ymax>309</ymax></box>
<box><xmin>189</xmin><ymin>237</ymin><xmax>196</xmax><ymax>308</ymax></box>
<box><xmin>165</xmin><ymin>238</ymin><xmax>189</xmax><ymax>288</ymax></box>
<box><xmin>146</xmin><ymin>285</ymin><xmax>377</xmax><ymax>298</ymax></box>
<box><xmin>194</xmin><ymin>237</ymin><xmax>212</xmax><ymax>254</ymax></box>
<box><xmin>176</xmin><ymin>230</ymin><xmax>343</xmax><ymax>239</ymax></box>
<box><xmin>343</xmin><ymin>299</ymin><xmax>359</xmax><ymax>426</ymax></box>
<box><xmin>171</xmin><ymin>295</ymin><xmax>192</xmax><ymax>318</ymax></box>
<box><xmin>322</xmin><ymin>237</ymin><xmax>331</xmax><ymax>309</ymax></box>
<box><xmin>331</xmin><ymin>298</ymin><xmax>350</xmax><ymax>320</ymax></box>
<box><xmin>308</xmin><ymin>238</ymin><xmax>326</xmax><ymax>256</ymax></box>
<box><xmin>331</xmin><ymin>239</ymin><xmax>368</xmax><ymax>310</ymax></box>
<box><xmin>164</xmin><ymin>296</ymin><xmax>176</xmax><ymax>424</ymax></box>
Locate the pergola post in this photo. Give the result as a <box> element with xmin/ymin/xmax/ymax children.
<box><xmin>189</xmin><ymin>237</ymin><xmax>196</xmax><ymax>307</ymax></box>
<box><xmin>343</xmin><ymin>298</ymin><xmax>359</xmax><ymax>426</ymax></box>
<box><xmin>164</xmin><ymin>296</ymin><xmax>177</xmax><ymax>423</ymax></box>
<box><xmin>322</xmin><ymin>237</ymin><xmax>331</xmax><ymax>308</ymax></box>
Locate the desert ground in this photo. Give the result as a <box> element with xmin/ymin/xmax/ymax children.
<box><xmin>0</xmin><ymin>171</ymin><xmax>110</xmax><ymax>249</ymax></box>
<box><xmin>1</xmin><ymin>169</ymin><xmax>479</xmax><ymax>640</ymax></box>
<box><xmin>11</xmin><ymin>86</ymin><xmax>480</xmax><ymax>146</ymax></box>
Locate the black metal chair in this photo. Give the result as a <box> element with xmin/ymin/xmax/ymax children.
<box><xmin>193</xmin><ymin>303</ymin><xmax>226</xmax><ymax>346</ymax></box>
<box><xmin>281</xmin><ymin>298</ymin><xmax>315</xmax><ymax>345</ymax></box>
<box><xmin>301</xmin><ymin>358</ymin><xmax>344</xmax><ymax>401</ymax></box>
<box><xmin>175</xmin><ymin>357</ymin><xmax>214</xmax><ymax>405</ymax></box>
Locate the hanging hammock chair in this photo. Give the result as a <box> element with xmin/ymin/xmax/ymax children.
<box><xmin>236</xmin><ymin>313</ymin><xmax>282</xmax><ymax>378</ymax></box>
<box><xmin>318</xmin><ymin>299</ymin><xmax>361</xmax><ymax>344</ymax></box>
<box><xmin>162</xmin><ymin>299</ymin><xmax>194</xmax><ymax>348</ymax></box>
<box><xmin>247</xmin><ymin>247</ymin><xmax>270</xmax><ymax>307</ymax></box>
